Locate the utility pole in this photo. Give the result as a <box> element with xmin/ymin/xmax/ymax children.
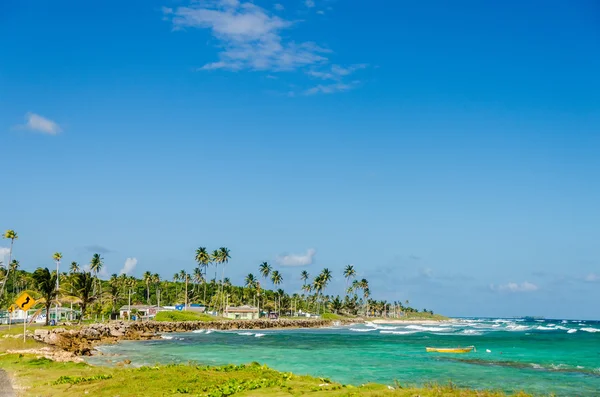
<box><xmin>184</xmin><ymin>274</ymin><xmax>188</xmax><ymax>310</ymax></box>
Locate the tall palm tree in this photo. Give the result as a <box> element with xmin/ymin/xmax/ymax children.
<box><xmin>300</xmin><ymin>270</ymin><xmax>310</xmax><ymax>286</ymax></box>
<box><xmin>211</xmin><ymin>249</ymin><xmax>220</xmax><ymax>281</ymax></box>
<box><xmin>195</xmin><ymin>247</ymin><xmax>210</xmax><ymax>303</ymax></box>
<box><xmin>73</xmin><ymin>271</ymin><xmax>96</xmax><ymax>323</ymax></box>
<box><xmin>259</xmin><ymin>262</ymin><xmax>272</xmax><ymax>282</ymax></box>
<box><xmin>32</xmin><ymin>267</ymin><xmax>58</xmax><ymax>326</ymax></box>
<box><xmin>192</xmin><ymin>267</ymin><xmax>202</xmax><ymax>290</ymax></box>
<box><xmin>271</xmin><ymin>270</ymin><xmax>283</xmax><ymax>315</ymax></box>
<box><xmin>218</xmin><ymin>247</ymin><xmax>231</xmax><ymax>314</ymax></box>
<box><xmin>1</xmin><ymin>230</ymin><xmax>18</xmax><ymax>296</ymax></box>
<box><xmin>152</xmin><ymin>273</ymin><xmax>161</xmax><ymax>306</ymax></box>
<box><xmin>52</xmin><ymin>252</ymin><xmax>63</xmax><ymax>321</ymax></box>
<box><xmin>173</xmin><ymin>273</ymin><xmax>180</xmax><ymax>300</ymax></box>
<box><xmin>89</xmin><ymin>253</ymin><xmax>104</xmax><ymax>299</ymax></box>
<box><xmin>69</xmin><ymin>261</ymin><xmax>80</xmax><ymax>274</ymax></box>
<box><xmin>343</xmin><ymin>265</ymin><xmax>356</xmax><ymax>293</ymax></box>
<box><xmin>9</xmin><ymin>260</ymin><xmax>19</xmax><ymax>294</ymax></box>
<box><xmin>143</xmin><ymin>271</ymin><xmax>152</xmax><ymax>304</ymax></box>
<box><xmin>244</xmin><ymin>273</ymin><xmax>256</xmax><ymax>305</ymax></box>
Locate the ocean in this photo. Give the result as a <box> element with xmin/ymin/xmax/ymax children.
<box><xmin>88</xmin><ymin>318</ymin><xmax>600</xmax><ymax>396</ymax></box>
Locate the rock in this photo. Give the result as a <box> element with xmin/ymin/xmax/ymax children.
<box><xmin>124</xmin><ymin>359</ymin><xmax>131</xmax><ymax>364</ymax></box>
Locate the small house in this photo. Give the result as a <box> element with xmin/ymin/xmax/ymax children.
<box><xmin>224</xmin><ymin>305</ymin><xmax>259</xmax><ymax>320</ymax></box>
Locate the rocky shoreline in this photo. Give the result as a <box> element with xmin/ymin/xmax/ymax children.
<box><xmin>31</xmin><ymin>318</ymin><xmax>358</xmax><ymax>357</ymax></box>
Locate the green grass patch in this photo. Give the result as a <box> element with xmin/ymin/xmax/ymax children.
<box><xmin>0</xmin><ymin>353</ymin><xmax>533</xmax><ymax>397</ymax></box>
<box><xmin>320</xmin><ymin>313</ymin><xmax>344</xmax><ymax>320</ymax></box>
<box><xmin>154</xmin><ymin>310</ymin><xmax>220</xmax><ymax>322</ymax></box>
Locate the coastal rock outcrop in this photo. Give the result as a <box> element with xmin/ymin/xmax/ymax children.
<box><xmin>33</xmin><ymin>318</ymin><xmax>356</xmax><ymax>356</ymax></box>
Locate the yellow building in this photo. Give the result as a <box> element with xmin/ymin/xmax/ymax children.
<box><xmin>224</xmin><ymin>305</ymin><xmax>259</xmax><ymax>320</ymax></box>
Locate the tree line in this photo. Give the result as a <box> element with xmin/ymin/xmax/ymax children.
<box><xmin>1</xmin><ymin>230</ymin><xmax>431</xmax><ymax>325</ymax></box>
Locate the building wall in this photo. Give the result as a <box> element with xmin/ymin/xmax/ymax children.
<box><xmin>225</xmin><ymin>311</ymin><xmax>258</xmax><ymax>320</ymax></box>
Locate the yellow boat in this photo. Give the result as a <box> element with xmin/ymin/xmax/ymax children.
<box><xmin>426</xmin><ymin>346</ymin><xmax>475</xmax><ymax>353</ymax></box>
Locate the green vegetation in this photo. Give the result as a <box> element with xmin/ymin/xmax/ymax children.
<box><xmin>1</xmin><ymin>229</ymin><xmax>439</xmax><ymax>324</ymax></box>
<box><xmin>0</xmin><ymin>354</ymin><xmax>532</xmax><ymax>397</ymax></box>
<box><xmin>155</xmin><ymin>311</ymin><xmax>220</xmax><ymax>322</ymax></box>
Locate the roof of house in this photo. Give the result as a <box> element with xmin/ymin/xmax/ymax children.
<box><xmin>226</xmin><ymin>305</ymin><xmax>258</xmax><ymax>313</ymax></box>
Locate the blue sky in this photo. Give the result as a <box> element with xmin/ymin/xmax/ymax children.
<box><xmin>1</xmin><ymin>0</ymin><xmax>599</xmax><ymax>319</ymax></box>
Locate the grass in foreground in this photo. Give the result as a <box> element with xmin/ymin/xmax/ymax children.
<box><xmin>0</xmin><ymin>354</ymin><xmax>533</xmax><ymax>397</ymax></box>
<box><xmin>154</xmin><ymin>311</ymin><xmax>223</xmax><ymax>322</ymax></box>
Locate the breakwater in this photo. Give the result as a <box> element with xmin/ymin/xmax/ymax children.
<box><xmin>33</xmin><ymin>318</ymin><xmax>358</xmax><ymax>355</ymax></box>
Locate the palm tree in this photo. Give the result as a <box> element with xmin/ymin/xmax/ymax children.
<box><xmin>343</xmin><ymin>265</ymin><xmax>356</xmax><ymax>293</ymax></box>
<box><xmin>218</xmin><ymin>247</ymin><xmax>231</xmax><ymax>314</ymax></box>
<box><xmin>108</xmin><ymin>274</ymin><xmax>120</xmax><ymax>312</ymax></box>
<box><xmin>89</xmin><ymin>253</ymin><xmax>103</xmax><ymax>298</ymax></box>
<box><xmin>152</xmin><ymin>273</ymin><xmax>161</xmax><ymax>306</ymax></box>
<box><xmin>245</xmin><ymin>273</ymin><xmax>256</xmax><ymax>305</ymax></box>
<box><xmin>259</xmin><ymin>262</ymin><xmax>272</xmax><ymax>282</ymax></box>
<box><xmin>73</xmin><ymin>271</ymin><xmax>96</xmax><ymax>322</ymax></box>
<box><xmin>52</xmin><ymin>252</ymin><xmax>63</xmax><ymax>321</ymax></box>
<box><xmin>32</xmin><ymin>267</ymin><xmax>58</xmax><ymax>326</ymax></box>
<box><xmin>195</xmin><ymin>247</ymin><xmax>210</xmax><ymax>303</ymax></box>
<box><xmin>193</xmin><ymin>267</ymin><xmax>204</xmax><ymax>295</ymax></box>
<box><xmin>143</xmin><ymin>271</ymin><xmax>152</xmax><ymax>304</ymax></box>
<box><xmin>9</xmin><ymin>260</ymin><xmax>19</xmax><ymax>294</ymax></box>
<box><xmin>69</xmin><ymin>261</ymin><xmax>80</xmax><ymax>274</ymax></box>
<box><xmin>211</xmin><ymin>249</ymin><xmax>220</xmax><ymax>280</ymax></box>
<box><xmin>300</xmin><ymin>270</ymin><xmax>310</xmax><ymax>286</ymax></box>
<box><xmin>271</xmin><ymin>270</ymin><xmax>283</xmax><ymax>315</ymax></box>
<box><xmin>1</xmin><ymin>230</ymin><xmax>18</xmax><ymax>296</ymax></box>
<box><xmin>173</xmin><ymin>273</ymin><xmax>180</xmax><ymax>300</ymax></box>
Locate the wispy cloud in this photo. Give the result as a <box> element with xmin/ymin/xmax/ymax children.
<box><xmin>165</xmin><ymin>0</ymin><xmax>329</xmax><ymax>72</ymax></box>
<box><xmin>304</xmin><ymin>81</ymin><xmax>359</xmax><ymax>95</ymax></box>
<box><xmin>276</xmin><ymin>248</ymin><xmax>316</xmax><ymax>267</ymax></box>
<box><xmin>120</xmin><ymin>257</ymin><xmax>138</xmax><ymax>275</ymax></box>
<box><xmin>490</xmin><ymin>281</ymin><xmax>539</xmax><ymax>293</ymax></box>
<box><xmin>17</xmin><ymin>112</ymin><xmax>61</xmax><ymax>135</ymax></box>
<box><xmin>85</xmin><ymin>245</ymin><xmax>113</xmax><ymax>254</ymax></box>
<box><xmin>305</xmin><ymin>0</ymin><xmax>315</xmax><ymax>8</ymax></box>
<box><xmin>0</xmin><ymin>247</ymin><xmax>10</xmax><ymax>267</ymax></box>
<box><xmin>307</xmin><ymin>64</ymin><xmax>367</xmax><ymax>80</ymax></box>
<box><xmin>585</xmin><ymin>273</ymin><xmax>599</xmax><ymax>282</ymax></box>
<box><xmin>274</xmin><ymin>3</ymin><xmax>284</xmax><ymax>11</ymax></box>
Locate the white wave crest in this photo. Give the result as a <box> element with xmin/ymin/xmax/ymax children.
<box><xmin>581</xmin><ymin>328</ymin><xmax>600</xmax><ymax>333</ymax></box>
<box><xmin>461</xmin><ymin>329</ymin><xmax>483</xmax><ymax>335</ymax></box>
<box><xmin>405</xmin><ymin>325</ymin><xmax>452</xmax><ymax>332</ymax></box>
<box><xmin>237</xmin><ymin>332</ymin><xmax>254</xmax><ymax>336</ymax></box>
<box><xmin>567</xmin><ymin>329</ymin><xmax>578</xmax><ymax>334</ymax></box>
<box><xmin>161</xmin><ymin>335</ymin><xmax>174</xmax><ymax>340</ymax></box>
<box><xmin>349</xmin><ymin>328</ymin><xmax>377</xmax><ymax>333</ymax></box>
<box><xmin>254</xmin><ymin>333</ymin><xmax>265</xmax><ymax>338</ymax></box>
<box><xmin>506</xmin><ymin>325</ymin><xmax>530</xmax><ymax>331</ymax></box>
<box><xmin>192</xmin><ymin>329</ymin><xmax>205</xmax><ymax>333</ymax></box>
<box><xmin>379</xmin><ymin>330</ymin><xmax>417</xmax><ymax>335</ymax></box>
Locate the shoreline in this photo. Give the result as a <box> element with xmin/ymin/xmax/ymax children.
<box><xmin>21</xmin><ymin>317</ymin><xmax>452</xmax><ymax>362</ymax></box>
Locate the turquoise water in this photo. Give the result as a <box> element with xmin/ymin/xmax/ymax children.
<box><xmin>89</xmin><ymin>318</ymin><xmax>600</xmax><ymax>396</ymax></box>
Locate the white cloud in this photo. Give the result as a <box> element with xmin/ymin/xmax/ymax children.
<box><xmin>0</xmin><ymin>247</ymin><xmax>10</xmax><ymax>267</ymax></box>
<box><xmin>490</xmin><ymin>281</ymin><xmax>539</xmax><ymax>293</ymax></box>
<box><xmin>276</xmin><ymin>248</ymin><xmax>316</xmax><ymax>267</ymax></box>
<box><xmin>585</xmin><ymin>273</ymin><xmax>599</xmax><ymax>282</ymax></box>
<box><xmin>307</xmin><ymin>64</ymin><xmax>367</xmax><ymax>80</ymax></box>
<box><xmin>120</xmin><ymin>257</ymin><xmax>138</xmax><ymax>275</ymax></box>
<box><xmin>316</xmin><ymin>10</ymin><xmax>324</xmax><ymax>15</ymax></box>
<box><xmin>18</xmin><ymin>112</ymin><xmax>62</xmax><ymax>135</ymax></box>
<box><xmin>274</xmin><ymin>3</ymin><xmax>284</xmax><ymax>11</ymax></box>
<box><xmin>304</xmin><ymin>81</ymin><xmax>359</xmax><ymax>95</ymax></box>
<box><xmin>165</xmin><ymin>0</ymin><xmax>329</xmax><ymax>72</ymax></box>
<box><xmin>305</xmin><ymin>0</ymin><xmax>315</xmax><ymax>7</ymax></box>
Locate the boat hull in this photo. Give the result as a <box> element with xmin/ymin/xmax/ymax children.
<box><xmin>426</xmin><ymin>346</ymin><xmax>474</xmax><ymax>353</ymax></box>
